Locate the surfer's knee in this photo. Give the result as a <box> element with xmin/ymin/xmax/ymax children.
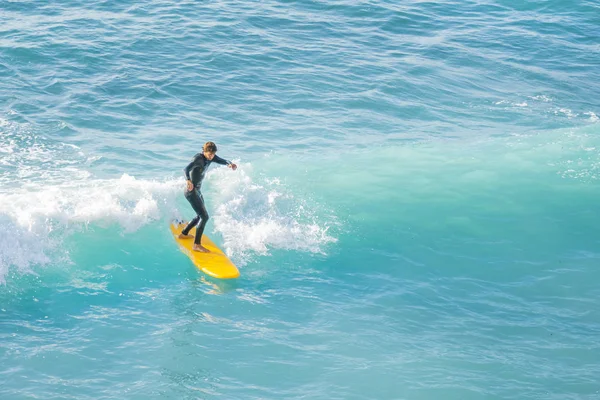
<box><xmin>195</xmin><ymin>214</ymin><xmax>209</xmax><ymax>225</ymax></box>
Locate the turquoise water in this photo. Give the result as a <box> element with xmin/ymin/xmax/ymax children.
<box><xmin>1</xmin><ymin>0</ymin><xmax>599</xmax><ymax>398</ymax></box>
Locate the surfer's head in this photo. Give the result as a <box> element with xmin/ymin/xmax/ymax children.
<box><xmin>203</xmin><ymin>141</ymin><xmax>217</xmax><ymax>160</ymax></box>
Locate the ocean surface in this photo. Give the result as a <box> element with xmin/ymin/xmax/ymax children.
<box><xmin>1</xmin><ymin>1</ymin><xmax>599</xmax><ymax>399</ymax></box>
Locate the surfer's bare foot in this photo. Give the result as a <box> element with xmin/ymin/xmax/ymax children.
<box><xmin>192</xmin><ymin>244</ymin><xmax>209</xmax><ymax>253</ymax></box>
<box><xmin>178</xmin><ymin>233</ymin><xmax>193</xmax><ymax>239</ymax></box>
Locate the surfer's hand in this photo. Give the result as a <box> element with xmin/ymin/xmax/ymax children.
<box><xmin>186</xmin><ymin>180</ymin><xmax>194</xmax><ymax>191</ymax></box>
<box><xmin>229</xmin><ymin>163</ymin><xmax>237</xmax><ymax>171</ymax></box>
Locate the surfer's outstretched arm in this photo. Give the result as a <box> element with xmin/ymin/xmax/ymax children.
<box><xmin>213</xmin><ymin>154</ymin><xmax>237</xmax><ymax>170</ymax></box>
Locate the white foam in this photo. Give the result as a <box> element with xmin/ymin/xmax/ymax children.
<box><xmin>530</xmin><ymin>95</ymin><xmax>553</xmax><ymax>102</ymax></box>
<box><xmin>0</xmin><ymin>220</ymin><xmax>52</xmax><ymax>284</ymax></box>
<box><xmin>494</xmin><ymin>100</ymin><xmax>527</xmax><ymax>107</ymax></box>
<box><xmin>0</xmin><ymin>165</ymin><xmax>338</xmax><ymax>280</ymax></box>
<box><xmin>0</xmin><ymin>173</ymin><xmax>187</xmax><ymax>281</ymax></box>
<box><xmin>555</xmin><ymin>108</ymin><xmax>577</xmax><ymax>119</ymax></box>
<box><xmin>0</xmin><ymin>174</ymin><xmax>181</xmax><ymax>231</ymax></box>
<box><xmin>208</xmin><ymin>165</ymin><xmax>337</xmax><ymax>265</ymax></box>
<box><xmin>584</xmin><ymin>112</ymin><xmax>599</xmax><ymax>122</ymax></box>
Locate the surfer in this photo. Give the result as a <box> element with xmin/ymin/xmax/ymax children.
<box><xmin>179</xmin><ymin>141</ymin><xmax>237</xmax><ymax>252</ymax></box>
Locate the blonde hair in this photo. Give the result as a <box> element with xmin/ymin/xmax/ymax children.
<box><xmin>203</xmin><ymin>141</ymin><xmax>217</xmax><ymax>153</ymax></box>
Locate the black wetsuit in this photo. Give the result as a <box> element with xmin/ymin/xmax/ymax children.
<box><xmin>182</xmin><ymin>152</ymin><xmax>231</xmax><ymax>244</ymax></box>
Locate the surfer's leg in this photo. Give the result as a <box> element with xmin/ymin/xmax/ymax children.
<box><xmin>184</xmin><ymin>190</ymin><xmax>210</xmax><ymax>251</ymax></box>
<box><xmin>182</xmin><ymin>189</ymin><xmax>202</xmax><ymax>236</ymax></box>
<box><xmin>193</xmin><ymin>193</ymin><xmax>210</xmax><ymax>246</ymax></box>
<box><xmin>181</xmin><ymin>215</ymin><xmax>199</xmax><ymax>236</ymax></box>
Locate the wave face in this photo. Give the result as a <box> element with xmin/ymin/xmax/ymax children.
<box><xmin>1</xmin><ymin>0</ymin><xmax>599</xmax><ymax>399</ymax></box>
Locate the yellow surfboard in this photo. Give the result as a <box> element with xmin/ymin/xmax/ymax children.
<box><xmin>169</xmin><ymin>220</ymin><xmax>240</xmax><ymax>279</ymax></box>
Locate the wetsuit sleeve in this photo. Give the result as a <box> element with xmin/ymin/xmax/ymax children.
<box><xmin>184</xmin><ymin>154</ymin><xmax>202</xmax><ymax>180</ymax></box>
<box><xmin>212</xmin><ymin>155</ymin><xmax>231</xmax><ymax>166</ymax></box>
